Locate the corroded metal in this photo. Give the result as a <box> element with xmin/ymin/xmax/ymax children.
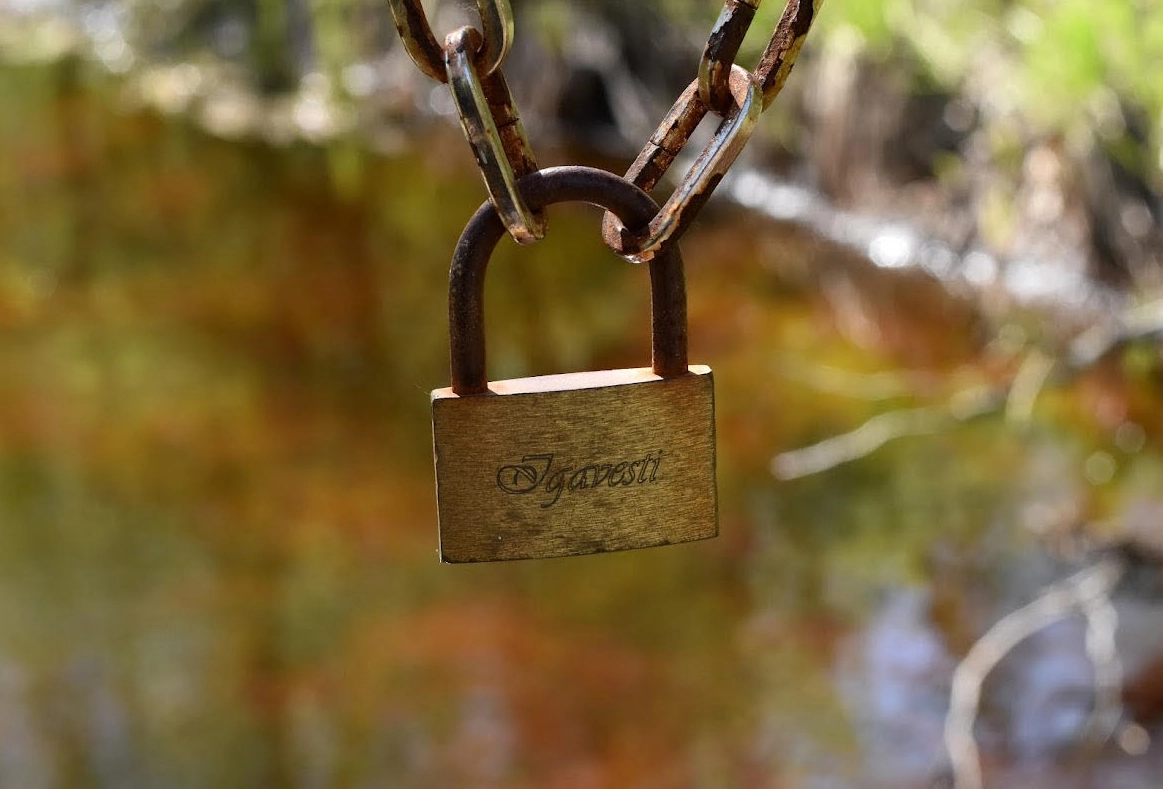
<box><xmin>386</xmin><ymin>0</ymin><xmax>513</xmax><ymax>82</ymax></box>
<box><xmin>700</xmin><ymin>0</ymin><xmax>823</xmax><ymax>111</ymax></box>
<box><xmin>602</xmin><ymin>65</ymin><xmax>761</xmax><ymax>262</ymax></box>
<box><xmin>754</xmin><ymin>0</ymin><xmax>822</xmax><ymax>109</ymax></box>
<box><xmin>599</xmin><ymin>0</ymin><xmax>822</xmax><ymax>259</ymax></box>
<box><xmin>447</xmin><ymin>166</ymin><xmax>688</xmax><ymax>395</ymax></box>
<box><xmin>385</xmin><ymin>0</ymin><xmax>823</xmax><ymax>258</ymax></box>
<box><xmin>445</xmin><ymin>26</ymin><xmax>545</xmax><ymax>244</ymax></box>
<box><xmin>698</xmin><ymin>0</ymin><xmax>760</xmax><ymax>114</ymax></box>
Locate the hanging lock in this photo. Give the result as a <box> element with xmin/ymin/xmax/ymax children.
<box><xmin>431</xmin><ymin>166</ymin><xmax>718</xmax><ymax>562</ymax></box>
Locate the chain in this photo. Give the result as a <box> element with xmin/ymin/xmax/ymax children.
<box><xmin>386</xmin><ymin>0</ymin><xmax>512</xmax><ymax>82</ymax></box>
<box><xmin>599</xmin><ymin>63</ymin><xmax>760</xmax><ymax>263</ymax></box>
<box><xmin>604</xmin><ymin>0</ymin><xmax>823</xmax><ymax>261</ymax></box>
<box><xmin>386</xmin><ymin>0</ymin><xmax>823</xmax><ymax>254</ymax></box>
<box><xmin>444</xmin><ymin>25</ymin><xmax>545</xmax><ymax>243</ymax></box>
<box><xmin>387</xmin><ymin>0</ymin><xmax>544</xmax><ymax>243</ymax></box>
<box><xmin>708</xmin><ymin>0</ymin><xmax>823</xmax><ymax>113</ymax></box>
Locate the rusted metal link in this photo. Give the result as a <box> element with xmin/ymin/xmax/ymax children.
<box><xmin>599</xmin><ymin>0</ymin><xmax>820</xmax><ymax>259</ymax></box>
<box><xmin>477</xmin><ymin>66</ymin><xmax>539</xmax><ymax>179</ymax></box>
<box><xmin>386</xmin><ymin>0</ymin><xmax>513</xmax><ymax>82</ymax></box>
<box><xmin>445</xmin><ymin>26</ymin><xmax>545</xmax><ymax>244</ymax></box>
<box><xmin>698</xmin><ymin>0</ymin><xmax>760</xmax><ymax>115</ymax></box>
<box><xmin>383</xmin><ymin>0</ymin><xmax>824</xmax><ymax>262</ymax></box>
<box><xmin>602</xmin><ymin>65</ymin><xmax>760</xmax><ymax>263</ymax></box>
<box><xmin>753</xmin><ymin>0</ymin><xmax>822</xmax><ymax>109</ymax></box>
<box><xmin>449</xmin><ymin>166</ymin><xmax>689</xmax><ymax>395</ymax></box>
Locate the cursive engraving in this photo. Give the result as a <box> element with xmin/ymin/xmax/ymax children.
<box><xmin>496</xmin><ymin>451</ymin><xmax>663</xmax><ymax>508</ymax></box>
<box><xmin>496</xmin><ymin>453</ymin><xmax>553</xmax><ymax>494</ymax></box>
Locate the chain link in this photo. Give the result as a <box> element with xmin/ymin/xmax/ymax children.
<box><xmin>386</xmin><ymin>0</ymin><xmax>513</xmax><ymax>82</ymax></box>
<box><xmin>700</xmin><ymin>0</ymin><xmax>823</xmax><ymax>112</ymax></box>
<box><xmin>751</xmin><ymin>0</ymin><xmax>823</xmax><ymax>109</ymax></box>
<box><xmin>386</xmin><ymin>0</ymin><xmax>822</xmax><ymax>250</ymax></box>
<box><xmin>601</xmin><ymin>65</ymin><xmax>760</xmax><ymax>262</ymax></box>
<box><xmin>606</xmin><ymin>0</ymin><xmax>823</xmax><ymax>259</ymax></box>
<box><xmin>699</xmin><ymin>0</ymin><xmax>760</xmax><ymax>115</ymax></box>
<box><xmin>445</xmin><ymin>26</ymin><xmax>545</xmax><ymax>243</ymax></box>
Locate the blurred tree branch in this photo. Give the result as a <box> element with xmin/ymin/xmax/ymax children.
<box><xmin>772</xmin><ymin>299</ymin><xmax>1163</xmax><ymax>481</ymax></box>
<box><xmin>942</xmin><ymin>557</ymin><xmax>1126</xmax><ymax>789</ymax></box>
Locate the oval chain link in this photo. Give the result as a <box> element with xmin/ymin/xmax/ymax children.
<box><xmin>445</xmin><ymin>26</ymin><xmax>545</xmax><ymax>244</ymax></box>
<box><xmin>386</xmin><ymin>0</ymin><xmax>514</xmax><ymax>82</ymax></box>
<box><xmin>601</xmin><ymin>65</ymin><xmax>760</xmax><ymax>262</ymax></box>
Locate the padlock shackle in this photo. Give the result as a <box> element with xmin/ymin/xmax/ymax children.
<box><xmin>449</xmin><ymin>166</ymin><xmax>689</xmax><ymax>395</ymax></box>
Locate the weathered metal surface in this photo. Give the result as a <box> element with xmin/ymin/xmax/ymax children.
<box><xmin>754</xmin><ymin>0</ymin><xmax>822</xmax><ymax>109</ymax></box>
<box><xmin>386</xmin><ymin>0</ymin><xmax>513</xmax><ymax>83</ymax></box>
<box><xmin>449</xmin><ymin>166</ymin><xmax>689</xmax><ymax>394</ymax></box>
<box><xmin>432</xmin><ymin>166</ymin><xmax>716</xmax><ymax>562</ymax></box>
<box><xmin>699</xmin><ymin>0</ymin><xmax>760</xmax><ymax>114</ymax></box>
<box><xmin>601</xmin><ymin>65</ymin><xmax>761</xmax><ymax>262</ymax></box>
<box><xmin>444</xmin><ymin>26</ymin><xmax>544</xmax><ymax>244</ymax></box>
<box><xmin>432</xmin><ymin>366</ymin><xmax>717</xmax><ymax>562</ymax></box>
<box><xmin>598</xmin><ymin>0</ymin><xmax>822</xmax><ymax>259</ymax></box>
<box><xmin>388</xmin><ymin>0</ymin><xmax>822</xmax><ymax>253</ymax></box>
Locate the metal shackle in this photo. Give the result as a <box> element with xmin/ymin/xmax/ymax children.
<box><xmin>449</xmin><ymin>166</ymin><xmax>689</xmax><ymax>395</ymax></box>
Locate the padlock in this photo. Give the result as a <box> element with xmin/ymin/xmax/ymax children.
<box><xmin>431</xmin><ymin>166</ymin><xmax>718</xmax><ymax>563</ymax></box>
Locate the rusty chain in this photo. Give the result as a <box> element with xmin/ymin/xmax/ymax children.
<box><xmin>444</xmin><ymin>25</ymin><xmax>545</xmax><ymax>243</ymax></box>
<box><xmin>604</xmin><ymin>0</ymin><xmax>823</xmax><ymax>260</ymax></box>
<box><xmin>386</xmin><ymin>0</ymin><xmax>823</xmax><ymax>253</ymax></box>
<box><xmin>387</xmin><ymin>0</ymin><xmax>544</xmax><ymax>243</ymax></box>
<box><xmin>704</xmin><ymin>0</ymin><xmax>823</xmax><ymax>113</ymax></box>
<box><xmin>386</xmin><ymin>0</ymin><xmax>513</xmax><ymax>82</ymax></box>
<box><xmin>601</xmin><ymin>64</ymin><xmax>760</xmax><ymax>263</ymax></box>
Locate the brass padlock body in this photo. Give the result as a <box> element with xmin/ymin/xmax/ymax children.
<box><xmin>431</xmin><ymin>167</ymin><xmax>718</xmax><ymax>562</ymax></box>
<box><xmin>434</xmin><ymin>366</ymin><xmax>716</xmax><ymax>561</ymax></box>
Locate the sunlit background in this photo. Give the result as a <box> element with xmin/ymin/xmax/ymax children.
<box><xmin>2</xmin><ymin>1</ymin><xmax>1163</xmax><ymax>787</ymax></box>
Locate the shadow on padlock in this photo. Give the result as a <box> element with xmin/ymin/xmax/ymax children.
<box><xmin>431</xmin><ymin>166</ymin><xmax>718</xmax><ymax>563</ymax></box>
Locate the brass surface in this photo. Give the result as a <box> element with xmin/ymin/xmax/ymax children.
<box><xmin>432</xmin><ymin>367</ymin><xmax>718</xmax><ymax>563</ymax></box>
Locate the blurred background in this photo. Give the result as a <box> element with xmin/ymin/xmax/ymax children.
<box><xmin>1</xmin><ymin>1</ymin><xmax>1163</xmax><ymax>786</ymax></box>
